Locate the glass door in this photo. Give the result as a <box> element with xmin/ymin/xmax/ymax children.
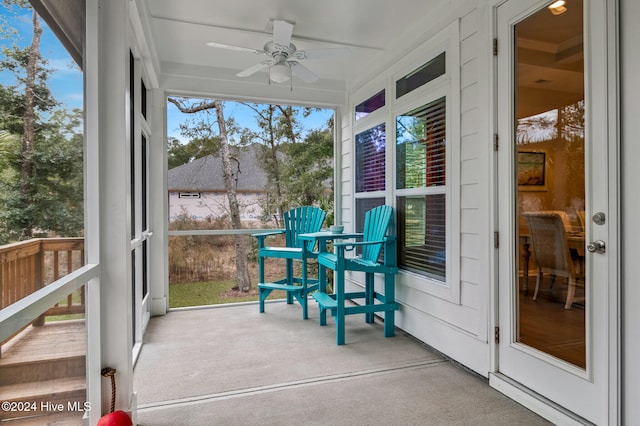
<box><xmin>496</xmin><ymin>0</ymin><xmax>614</xmax><ymax>423</ymax></box>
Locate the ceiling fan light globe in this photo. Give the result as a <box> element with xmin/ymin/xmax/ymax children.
<box><xmin>270</xmin><ymin>63</ymin><xmax>290</xmax><ymax>83</ymax></box>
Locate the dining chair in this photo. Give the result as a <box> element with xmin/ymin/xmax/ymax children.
<box><xmin>313</xmin><ymin>205</ymin><xmax>399</xmax><ymax>345</ymax></box>
<box><xmin>523</xmin><ymin>211</ymin><xmax>584</xmax><ymax>309</ymax></box>
<box><xmin>252</xmin><ymin>206</ymin><xmax>326</xmax><ymax>319</ymax></box>
<box><xmin>577</xmin><ymin>210</ymin><xmax>586</xmax><ymax>232</ymax></box>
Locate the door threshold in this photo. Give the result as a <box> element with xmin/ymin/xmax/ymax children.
<box><xmin>489</xmin><ymin>373</ymin><xmax>594</xmax><ymax>426</ymax></box>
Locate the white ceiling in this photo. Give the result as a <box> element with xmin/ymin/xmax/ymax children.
<box><xmin>135</xmin><ymin>0</ymin><xmax>448</xmax><ymax>104</ymax></box>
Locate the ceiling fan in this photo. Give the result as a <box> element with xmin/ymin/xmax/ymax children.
<box><xmin>207</xmin><ymin>20</ymin><xmax>350</xmax><ymax>84</ymax></box>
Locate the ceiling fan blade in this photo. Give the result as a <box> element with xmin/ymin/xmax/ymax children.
<box><xmin>289</xmin><ymin>61</ymin><xmax>319</xmax><ymax>83</ymax></box>
<box><xmin>206</xmin><ymin>42</ymin><xmax>264</xmax><ymax>55</ymax></box>
<box><xmin>273</xmin><ymin>20</ymin><xmax>294</xmax><ymax>47</ymax></box>
<box><xmin>236</xmin><ymin>60</ymin><xmax>274</xmax><ymax>78</ymax></box>
<box><xmin>294</xmin><ymin>47</ymin><xmax>351</xmax><ymax>60</ymax></box>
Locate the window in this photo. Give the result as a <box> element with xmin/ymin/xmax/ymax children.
<box><xmin>354</xmin><ymin>97</ymin><xmax>387</xmax><ymax>250</ymax></box>
<box><xmin>396</xmin><ymin>99</ymin><xmax>446</xmax><ymax>189</ymax></box>
<box><xmin>355</xmin><ymin>124</ymin><xmax>386</xmax><ymax>193</ymax></box>
<box><xmin>130</xmin><ymin>51</ymin><xmax>136</xmax><ymax>239</ymax></box>
<box><xmin>179</xmin><ymin>192</ymin><xmax>201</xmax><ymax>199</ymax></box>
<box><xmin>141</xmin><ymin>79</ymin><xmax>147</xmax><ymax>120</ymax></box>
<box><xmin>355</xmin><ymin>90</ymin><xmax>385</xmax><ymax>120</ymax></box>
<box><xmin>396</xmin><ymin>52</ymin><xmax>446</xmax><ymax>99</ymax></box>
<box><xmin>396</xmin><ymin>97</ymin><xmax>447</xmax><ymax>279</ymax></box>
<box><xmin>350</xmin><ymin>21</ymin><xmax>459</xmax><ymax>300</ymax></box>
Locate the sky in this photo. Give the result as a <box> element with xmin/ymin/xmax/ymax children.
<box><xmin>0</xmin><ymin>4</ymin><xmax>83</xmax><ymax>111</ymax></box>
<box><xmin>167</xmin><ymin>100</ymin><xmax>334</xmax><ymax>144</ymax></box>
<box><xmin>0</xmin><ymin>4</ymin><xmax>333</xmax><ymax>145</ymax></box>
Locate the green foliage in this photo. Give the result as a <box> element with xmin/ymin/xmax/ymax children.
<box><xmin>0</xmin><ymin>45</ymin><xmax>57</xmax><ymax>114</ymax></box>
<box><xmin>280</xmin><ymin>129</ymin><xmax>334</xmax><ymax>207</ymax></box>
<box><xmin>169</xmin><ymin>279</ymin><xmax>285</xmax><ymax>308</ymax></box>
<box><xmin>166</xmin><ymin>99</ymin><xmax>335</xmax><ymax>227</ymax></box>
<box><xmin>167</xmin><ymin>135</ymin><xmax>221</xmax><ymax>169</ymax></box>
<box><xmin>0</xmin><ymin>4</ymin><xmax>83</xmax><ymax>243</ymax></box>
<box><xmin>0</xmin><ymin>109</ymin><xmax>84</xmax><ymax>243</ymax></box>
<box><xmin>240</xmin><ymin>103</ymin><xmax>334</xmax><ymax>223</ymax></box>
<box><xmin>166</xmin><ymin>97</ymin><xmax>246</xmax><ymax>169</ymax></box>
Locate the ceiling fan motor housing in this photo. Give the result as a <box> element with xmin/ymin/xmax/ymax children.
<box><xmin>264</xmin><ymin>41</ymin><xmax>296</xmax><ymax>59</ymax></box>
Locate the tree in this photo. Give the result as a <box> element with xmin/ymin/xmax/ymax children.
<box><xmin>167</xmin><ymin>134</ymin><xmax>223</xmax><ymax>169</ymax></box>
<box><xmin>0</xmin><ymin>1</ymin><xmax>83</xmax><ymax>243</ymax></box>
<box><xmin>241</xmin><ymin>104</ymin><xmax>287</xmax><ymax>223</ymax></box>
<box><xmin>167</xmin><ymin>97</ymin><xmax>252</xmax><ymax>292</ymax></box>
<box><xmin>241</xmin><ymin>104</ymin><xmax>325</xmax><ymax>223</ymax></box>
<box><xmin>0</xmin><ymin>108</ymin><xmax>84</xmax><ymax>243</ymax></box>
<box><xmin>281</xmin><ymin>128</ymin><xmax>333</xmax><ymax>206</ymax></box>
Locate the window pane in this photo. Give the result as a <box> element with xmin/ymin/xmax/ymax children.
<box><xmin>397</xmin><ymin>194</ymin><xmax>446</xmax><ymax>279</ymax></box>
<box><xmin>356</xmin><ymin>124</ymin><xmax>386</xmax><ymax>192</ymax></box>
<box><xmin>396</xmin><ymin>97</ymin><xmax>446</xmax><ymax>189</ymax></box>
<box><xmin>141</xmin><ymin>79</ymin><xmax>147</xmax><ymax>119</ymax></box>
<box><xmin>355</xmin><ymin>90</ymin><xmax>385</xmax><ymax>120</ymax></box>
<box><xmin>130</xmin><ymin>51</ymin><xmax>136</xmax><ymax>239</ymax></box>
<box><xmin>355</xmin><ymin>197</ymin><xmax>386</xmax><ymax>232</ymax></box>
<box><xmin>396</xmin><ymin>52</ymin><xmax>446</xmax><ymax>99</ymax></box>
<box><xmin>142</xmin><ymin>240</ymin><xmax>148</xmax><ymax>297</ymax></box>
<box><xmin>142</xmin><ymin>134</ymin><xmax>148</xmax><ymax>230</ymax></box>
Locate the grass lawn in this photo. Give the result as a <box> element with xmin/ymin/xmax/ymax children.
<box><xmin>169</xmin><ymin>280</ymin><xmax>286</xmax><ymax>308</ymax></box>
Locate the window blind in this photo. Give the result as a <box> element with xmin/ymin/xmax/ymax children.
<box><xmin>355</xmin><ymin>124</ymin><xmax>386</xmax><ymax>192</ymax></box>
<box><xmin>397</xmin><ymin>194</ymin><xmax>446</xmax><ymax>278</ymax></box>
<box><xmin>396</xmin><ymin>98</ymin><xmax>446</xmax><ymax>190</ymax></box>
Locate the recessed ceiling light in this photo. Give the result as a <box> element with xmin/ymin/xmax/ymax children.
<box><xmin>548</xmin><ymin>0</ymin><xmax>568</xmax><ymax>15</ymax></box>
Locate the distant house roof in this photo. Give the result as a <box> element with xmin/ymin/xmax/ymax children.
<box><xmin>168</xmin><ymin>144</ymin><xmax>269</xmax><ymax>191</ymax></box>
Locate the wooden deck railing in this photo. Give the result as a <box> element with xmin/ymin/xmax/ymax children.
<box><xmin>0</xmin><ymin>237</ymin><xmax>85</xmax><ymax>329</ymax></box>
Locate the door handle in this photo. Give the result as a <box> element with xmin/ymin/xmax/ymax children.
<box><xmin>587</xmin><ymin>240</ymin><xmax>606</xmax><ymax>254</ymax></box>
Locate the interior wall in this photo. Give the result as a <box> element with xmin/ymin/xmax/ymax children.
<box><xmin>517</xmin><ymin>138</ymin><xmax>586</xmax><ymax>234</ymax></box>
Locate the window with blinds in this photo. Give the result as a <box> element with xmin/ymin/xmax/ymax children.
<box><xmin>396</xmin><ymin>98</ymin><xmax>446</xmax><ymax>189</ymax></box>
<box><xmin>395</xmin><ymin>97</ymin><xmax>447</xmax><ymax>279</ymax></box>
<box><xmin>397</xmin><ymin>194</ymin><xmax>446</xmax><ymax>278</ymax></box>
<box><xmin>355</xmin><ymin>123</ymin><xmax>386</xmax><ymax>193</ymax></box>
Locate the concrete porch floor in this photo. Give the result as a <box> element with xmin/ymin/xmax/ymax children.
<box><xmin>133</xmin><ymin>301</ymin><xmax>550</xmax><ymax>426</ymax></box>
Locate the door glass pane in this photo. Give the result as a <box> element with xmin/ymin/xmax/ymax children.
<box><xmin>514</xmin><ymin>1</ymin><xmax>586</xmax><ymax>368</ymax></box>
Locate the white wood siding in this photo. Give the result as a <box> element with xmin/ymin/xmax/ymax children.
<box><xmin>338</xmin><ymin>106</ymin><xmax>353</xmax><ymax>230</ymax></box>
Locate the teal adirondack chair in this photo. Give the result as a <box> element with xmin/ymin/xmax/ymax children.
<box><xmin>313</xmin><ymin>205</ymin><xmax>399</xmax><ymax>345</ymax></box>
<box><xmin>253</xmin><ymin>206</ymin><xmax>326</xmax><ymax>319</ymax></box>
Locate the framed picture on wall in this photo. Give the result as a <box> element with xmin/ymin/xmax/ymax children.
<box><xmin>518</xmin><ymin>151</ymin><xmax>546</xmax><ymax>191</ymax></box>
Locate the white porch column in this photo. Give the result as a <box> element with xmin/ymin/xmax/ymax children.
<box><xmin>96</xmin><ymin>0</ymin><xmax>134</xmax><ymax>417</ymax></box>
<box><xmin>84</xmin><ymin>0</ymin><xmax>102</xmax><ymax>423</ymax></box>
<box><xmin>149</xmin><ymin>88</ymin><xmax>168</xmax><ymax>316</ymax></box>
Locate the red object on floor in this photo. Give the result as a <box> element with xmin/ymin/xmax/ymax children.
<box><xmin>97</xmin><ymin>410</ymin><xmax>132</xmax><ymax>426</ymax></box>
